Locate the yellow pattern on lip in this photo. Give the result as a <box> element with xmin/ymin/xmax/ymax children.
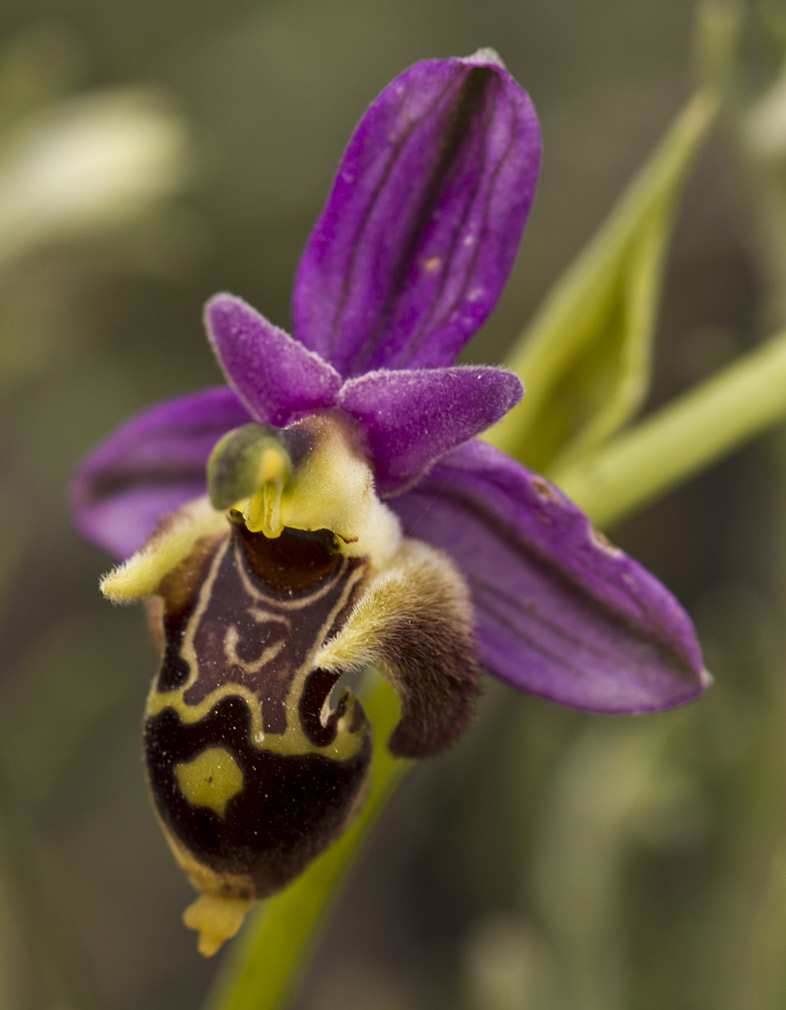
<box><xmin>174</xmin><ymin>746</ymin><xmax>243</xmax><ymax>817</ymax></box>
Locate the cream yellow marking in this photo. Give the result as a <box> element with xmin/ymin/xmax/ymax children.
<box><xmin>174</xmin><ymin>746</ymin><xmax>244</xmax><ymax>817</ymax></box>
<box><xmin>147</xmin><ymin>537</ymin><xmax>369</xmax><ymax>760</ymax></box>
<box><xmin>223</xmin><ymin>623</ymin><xmax>286</xmax><ymax>674</ymax></box>
<box><xmin>148</xmin><ymin>673</ymin><xmax>365</xmax><ymax>760</ymax></box>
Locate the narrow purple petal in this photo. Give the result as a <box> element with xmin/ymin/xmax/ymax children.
<box><xmin>293</xmin><ymin>51</ymin><xmax>541</xmax><ymax>376</ymax></box>
<box><xmin>205</xmin><ymin>293</ymin><xmax>342</xmax><ymax>425</ymax></box>
<box><xmin>390</xmin><ymin>440</ymin><xmax>709</xmax><ymax>714</ymax></box>
<box><xmin>339</xmin><ymin>366</ymin><xmax>523</xmax><ymax>496</ymax></box>
<box><xmin>70</xmin><ymin>387</ymin><xmax>251</xmax><ymax>558</ymax></box>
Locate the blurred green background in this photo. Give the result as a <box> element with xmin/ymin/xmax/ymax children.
<box><xmin>2</xmin><ymin>0</ymin><xmax>786</xmax><ymax>1008</ymax></box>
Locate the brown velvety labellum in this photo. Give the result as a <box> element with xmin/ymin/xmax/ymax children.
<box><xmin>144</xmin><ymin>523</ymin><xmax>372</xmax><ymax>900</ymax></box>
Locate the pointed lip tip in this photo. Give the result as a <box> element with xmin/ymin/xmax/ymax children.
<box><xmin>203</xmin><ymin>291</ymin><xmax>227</xmax><ymax>329</ymax></box>
<box><xmin>462</xmin><ymin>48</ymin><xmax>506</xmax><ymax>70</ymax></box>
<box><xmin>203</xmin><ymin>289</ymin><xmax>238</xmax><ymax>317</ymax></box>
<box><xmin>698</xmin><ymin>666</ymin><xmax>714</xmax><ymax>691</ymax></box>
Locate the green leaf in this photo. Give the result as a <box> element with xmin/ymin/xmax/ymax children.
<box><xmin>203</xmin><ymin>678</ymin><xmax>409</xmax><ymax>1010</ymax></box>
<box><xmin>486</xmin><ymin>92</ymin><xmax>718</xmax><ymax>474</ymax></box>
<box><xmin>554</xmin><ymin>324</ymin><xmax>786</xmax><ymax>528</ymax></box>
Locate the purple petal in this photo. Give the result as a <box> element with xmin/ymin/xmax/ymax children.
<box><xmin>339</xmin><ymin>366</ymin><xmax>523</xmax><ymax>496</ymax></box>
<box><xmin>293</xmin><ymin>51</ymin><xmax>541</xmax><ymax>376</ymax></box>
<box><xmin>390</xmin><ymin>440</ymin><xmax>708</xmax><ymax>714</ymax></box>
<box><xmin>70</xmin><ymin>387</ymin><xmax>251</xmax><ymax>558</ymax></box>
<box><xmin>205</xmin><ymin>293</ymin><xmax>342</xmax><ymax>425</ymax></box>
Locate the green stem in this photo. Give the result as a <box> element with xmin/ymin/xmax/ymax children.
<box><xmin>549</xmin><ymin>326</ymin><xmax>786</xmax><ymax>527</ymax></box>
<box><xmin>204</xmin><ymin>680</ymin><xmax>409</xmax><ymax>1010</ymax></box>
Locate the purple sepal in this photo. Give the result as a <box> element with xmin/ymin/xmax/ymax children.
<box><xmin>340</xmin><ymin>366</ymin><xmax>523</xmax><ymax>496</ymax></box>
<box><xmin>205</xmin><ymin>294</ymin><xmax>342</xmax><ymax>425</ymax></box>
<box><xmin>390</xmin><ymin>440</ymin><xmax>709</xmax><ymax>714</ymax></box>
<box><xmin>293</xmin><ymin>51</ymin><xmax>541</xmax><ymax>376</ymax></box>
<box><xmin>70</xmin><ymin>387</ymin><xmax>251</xmax><ymax>558</ymax></box>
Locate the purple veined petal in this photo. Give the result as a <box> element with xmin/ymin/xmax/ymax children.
<box><xmin>293</xmin><ymin>50</ymin><xmax>541</xmax><ymax>376</ymax></box>
<box><xmin>339</xmin><ymin>365</ymin><xmax>523</xmax><ymax>496</ymax></box>
<box><xmin>390</xmin><ymin>440</ymin><xmax>709</xmax><ymax>714</ymax></box>
<box><xmin>205</xmin><ymin>293</ymin><xmax>342</xmax><ymax>424</ymax></box>
<box><xmin>70</xmin><ymin>386</ymin><xmax>252</xmax><ymax>559</ymax></box>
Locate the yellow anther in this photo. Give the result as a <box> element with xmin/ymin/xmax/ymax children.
<box><xmin>241</xmin><ymin>483</ymin><xmax>283</xmax><ymax>538</ymax></box>
<box><xmin>257</xmin><ymin>444</ymin><xmax>289</xmax><ymax>485</ymax></box>
<box><xmin>240</xmin><ymin>441</ymin><xmax>290</xmax><ymax>536</ymax></box>
<box><xmin>207</xmin><ymin>423</ymin><xmax>292</xmax><ymax>519</ymax></box>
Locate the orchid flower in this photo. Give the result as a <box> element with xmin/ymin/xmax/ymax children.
<box><xmin>70</xmin><ymin>50</ymin><xmax>708</xmax><ymax>957</ymax></box>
